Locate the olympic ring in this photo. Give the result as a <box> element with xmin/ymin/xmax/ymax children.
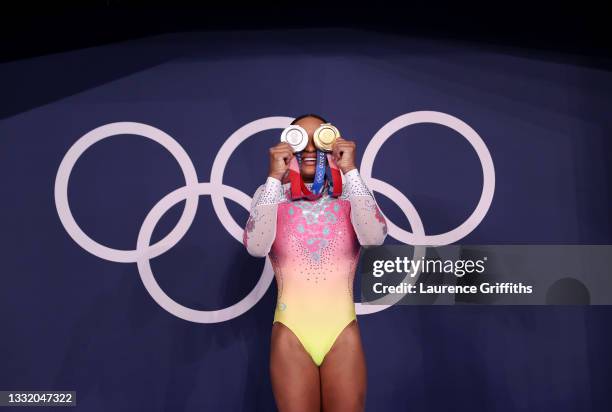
<box><xmin>361</xmin><ymin>111</ymin><xmax>495</xmax><ymax>246</ymax></box>
<box><xmin>136</xmin><ymin>183</ymin><xmax>274</xmax><ymax>323</ymax></box>
<box><xmin>54</xmin><ymin>122</ymin><xmax>200</xmax><ymax>263</ymax></box>
<box><xmin>210</xmin><ymin>117</ymin><xmax>295</xmax><ymax>242</ymax></box>
<box><xmin>54</xmin><ymin>112</ymin><xmax>495</xmax><ymax>323</ymax></box>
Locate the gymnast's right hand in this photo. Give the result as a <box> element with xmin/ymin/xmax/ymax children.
<box><xmin>268</xmin><ymin>142</ymin><xmax>294</xmax><ymax>181</ymax></box>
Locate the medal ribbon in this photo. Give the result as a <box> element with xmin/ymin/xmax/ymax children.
<box><xmin>289</xmin><ymin>151</ymin><xmax>342</xmax><ymax>200</ymax></box>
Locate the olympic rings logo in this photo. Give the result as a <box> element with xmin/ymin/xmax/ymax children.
<box><xmin>54</xmin><ymin>111</ymin><xmax>495</xmax><ymax>323</ymax></box>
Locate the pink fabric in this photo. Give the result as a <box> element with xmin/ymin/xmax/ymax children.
<box><xmin>272</xmin><ymin>197</ymin><xmax>359</xmax><ymax>265</ymax></box>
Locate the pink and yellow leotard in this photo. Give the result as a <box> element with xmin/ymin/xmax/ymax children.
<box><xmin>243</xmin><ymin>169</ymin><xmax>387</xmax><ymax>366</ymax></box>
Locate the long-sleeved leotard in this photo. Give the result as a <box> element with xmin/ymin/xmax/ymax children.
<box><xmin>243</xmin><ymin>169</ymin><xmax>387</xmax><ymax>366</ymax></box>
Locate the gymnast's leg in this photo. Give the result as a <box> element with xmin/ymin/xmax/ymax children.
<box><xmin>319</xmin><ymin>320</ymin><xmax>367</xmax><ymax>412</ymax></box>
<box><xmin>270</xmin><ymin>322</ymin><xmax>321</xmax><ymax>412</ymax></box>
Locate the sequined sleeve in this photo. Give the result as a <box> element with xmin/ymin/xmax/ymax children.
<box><xmin>243</xmin><ymin>176</ymin><xmax>284</xmax><ymax>257</ymax></box>
<box><xmin>342</xmin><ymin>169</ymin><xmax>388</xmax><ymax>246</ymax></box>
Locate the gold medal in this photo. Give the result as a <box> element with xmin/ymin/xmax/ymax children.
<box><xmin>313</xmin><ymin>123</ymin><xmax>340</xmax><ymax>152</ymax></box>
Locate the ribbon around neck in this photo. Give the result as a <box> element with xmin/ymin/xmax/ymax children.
<box><xmin>288</xmin><ymin>151</ymin><xmax>342</xmax><ymax>200</ymax></box>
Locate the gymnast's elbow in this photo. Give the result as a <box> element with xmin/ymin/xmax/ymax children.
<box><xmin>243</xmin><ymin>235</ymin><xmax>269</xmax><ymax>257</ymax></box>
<box><xmin>358</xmin><ymin>231</ymin><xmax>387</xmax><ymax>247</ymax></box>
<box><xmin>246</xmin><ymin>244</ymin><xmax>269</xmax><ymax>258</ymax></box>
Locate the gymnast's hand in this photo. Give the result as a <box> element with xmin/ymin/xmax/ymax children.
<box><xmin>268</xmin><ymin>142</ymin><xmax>294</xmax><ymax>181</ymax></box>
<box><xmin>331</xmin><ymin>137</ymin><xmax>357</xmax><ymax>174</ymax></box>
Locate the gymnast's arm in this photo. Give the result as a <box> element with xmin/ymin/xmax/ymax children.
<box><xmin>242</xmin><ymin>177</ymin><xmax>284</xmax><ymax>257</ymax></box>
<box><xmin>344</xmin><ymin>169</ymin><xmax>388</xmax><ymax>246</ymax></box>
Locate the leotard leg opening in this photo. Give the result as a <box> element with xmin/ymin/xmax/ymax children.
<box><xmin>318</xmin><ymin>317</ymin><xmax>358</xmax><ymax>366</ymax></box>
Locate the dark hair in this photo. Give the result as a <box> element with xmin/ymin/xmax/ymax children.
<box><xmin>290</xmin><ymin>113</ymin><xmax>328</xmax><ymax>125</ymax></box>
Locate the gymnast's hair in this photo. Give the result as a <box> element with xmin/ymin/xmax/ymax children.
<box><xmin>290</xmin><ymin>113</ymin><xmax>328</xmax><ymax>125</ymax></box>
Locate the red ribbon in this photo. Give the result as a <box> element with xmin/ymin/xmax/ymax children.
<box><xmin>288</xmin><ymin>155</ymin><xmax>342</xmax><ymax>200</ymax></box>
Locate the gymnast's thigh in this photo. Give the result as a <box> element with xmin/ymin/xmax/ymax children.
<box><xmin>270</xmin><ymin>322</ymin><xmax>321</xmax><ymax>412</ymax></box>
<box><xmin>319</xmin><ymin>320</ymin><xmax>367</xmax><ymax>412</ymax></box>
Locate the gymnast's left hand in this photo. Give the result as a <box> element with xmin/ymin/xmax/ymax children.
<box><xmin>331</xmin><ymin>137</ymin><xmax>357</xmax><ymax>174</ymax></box>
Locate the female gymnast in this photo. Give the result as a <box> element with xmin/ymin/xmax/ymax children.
<box><xmin>243</xmin><ymin>114</ymin><xmax>387</xmax><ymax>411</ymax></box>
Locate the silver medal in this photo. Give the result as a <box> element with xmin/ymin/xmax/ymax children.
<box><xmin>280</xmin><ymin>125</ymin><xmax>308</xmax><ymax>153</ymax></box>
